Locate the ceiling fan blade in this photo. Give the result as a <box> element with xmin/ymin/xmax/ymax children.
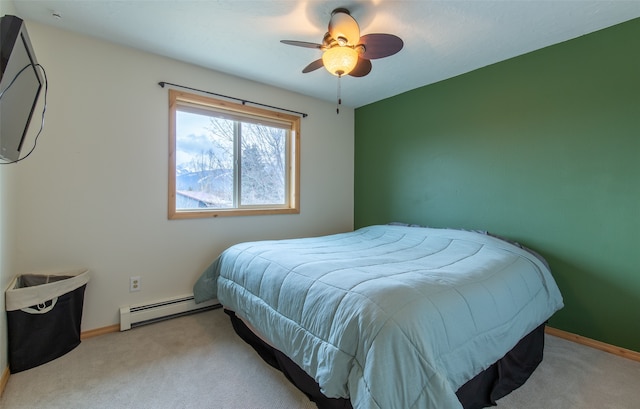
<box><xmin>280</xmin><ymin>40</ymin><xmax>322</xmax><ymax>49</ymax></box>
<box><xmin>302</xmin><ymin>59</ymin><xmax>324</xmax><ymax>73</ymax></box>
<box><xmin>359</xmin><ymin>33</ymin><xmax>403</xmax><ymax>60</ymax></box>
<box><xmin>348</xmin><ymin>58</ymin><xmax>372</xmax><ymax>77</ymax></box>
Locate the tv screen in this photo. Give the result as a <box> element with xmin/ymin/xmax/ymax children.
<box><xmin>0</xmin><ymin>15</ymin><xmax>43</xmax><ymax>162</ymax></box>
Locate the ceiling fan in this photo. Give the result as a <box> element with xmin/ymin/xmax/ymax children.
<box><xmin>281</xmin><ymin>8</ymin><xmax>404</xmax><ymax>78</ymax></box>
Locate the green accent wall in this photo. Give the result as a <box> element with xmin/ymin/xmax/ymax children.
<box><xmin>354</xmin><ymin>18</ymin><xmax>640</xmax><ymax>352</ymax></box>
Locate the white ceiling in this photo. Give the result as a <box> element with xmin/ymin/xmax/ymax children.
<box><xmin>12</xmin><ymin>0</ymin><xmax>640</xmax><ymax>108</ymax></box>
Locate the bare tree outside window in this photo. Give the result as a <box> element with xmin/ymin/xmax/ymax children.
<box><xmin>240</xmin><ymin>123</ymin><xmax>286</xmax><ymax>205</ymax></box>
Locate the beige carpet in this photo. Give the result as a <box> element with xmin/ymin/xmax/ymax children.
<box><xmin>1</xmin><ymin>309</ymin><xmax>639</xmax><ymax>409</ymax></box>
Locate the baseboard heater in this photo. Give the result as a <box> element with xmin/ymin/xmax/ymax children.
<box><xmin>120</xmin><ymin>294</ymin><xmax>221</xmax><ymax>331</ymax></box>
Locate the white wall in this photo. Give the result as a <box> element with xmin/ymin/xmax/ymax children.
<box><xmin>12</xmin><ymin>21</ymin><xmax>355</xmax><ymax>331</ymax></box>
<box><xmin>0</xmin><ymin>151</ymin><xmax>17</xmax><ymax>377</ymax></box>
<box><xmin>1</xmin><ymin>0</ymin><xmax>19</xmax><ymax>377</ymax></box>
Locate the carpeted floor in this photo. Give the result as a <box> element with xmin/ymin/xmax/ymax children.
<box><xmin>1</xmin><ymin>309</ymin><xmax>639</xmax><ymax>408</ymax></box>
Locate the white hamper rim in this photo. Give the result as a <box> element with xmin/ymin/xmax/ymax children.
<box><xmin>5</xmin><ymin>268</ymin><xmax>90</xmax><ymax>312</ymax></box>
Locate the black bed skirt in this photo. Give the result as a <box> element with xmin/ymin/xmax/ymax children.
<box><xmin>225</xmin><ymin>309</ymin><xmax>545</xmax><ymax>409</ymax></box>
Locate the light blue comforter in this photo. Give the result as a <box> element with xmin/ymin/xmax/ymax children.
<box><xmin>194</xmin><ymin>225</ymin><xmax>563</xmax><ymax>409</ymax></box>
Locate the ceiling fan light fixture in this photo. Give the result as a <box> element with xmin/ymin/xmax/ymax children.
<box><xmin>322</xmin><ymin>46</ymin><xmax>358</xmax><ymax>77</ymax></box>
<box><xmin>281</xmin><ymin>7</ymin><xmax>403</xmax><ymax>81</ymax></box>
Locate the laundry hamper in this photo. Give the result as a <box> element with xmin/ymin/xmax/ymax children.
<box><xmin>5</xmin><ymin>268</ymin><xmax>90</xmax><ymax>373</ymax></box>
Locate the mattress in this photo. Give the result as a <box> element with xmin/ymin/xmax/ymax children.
<box><xmin>194</xmin><ymin>225</ymin><xmax>563</xmax><ymax>409</ymax></box>
<box><xmin>225</xmin><ymin>308</ymin><xmax>547</xmax><ymax>409</ymax></box>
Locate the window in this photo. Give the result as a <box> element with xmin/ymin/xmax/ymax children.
<box><xmin>168</xmin><ymin>90</ymin><xmax>300</xmax><ymax>219</ymax></box>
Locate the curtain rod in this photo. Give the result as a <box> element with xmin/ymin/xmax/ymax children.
<box><xmin>158</xmin><ymin>81</ymin><xmax>308</xmax><ymax>118</ymax></box>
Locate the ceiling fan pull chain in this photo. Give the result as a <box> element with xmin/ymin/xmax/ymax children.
<box><xmin>336</xmin><ymin>75</ymin><xmax>342</xmax><ymax>114</ymax></box>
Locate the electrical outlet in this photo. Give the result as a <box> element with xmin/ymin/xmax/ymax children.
<box><xmin>130</xmin><ymin>276</ymin><xmax>141</xmax><ymax>292</ymax></box>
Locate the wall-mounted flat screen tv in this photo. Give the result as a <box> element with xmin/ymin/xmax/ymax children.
<box><xmin>0</xmin><ymin>15</ymin><xmax>43</xmax><ymax>162</ymax></box>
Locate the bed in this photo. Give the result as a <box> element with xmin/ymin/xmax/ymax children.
<box><xmin>193</xmin><ymin>224</ymin><xmax>563</xmax><ymax>409</ymax></box>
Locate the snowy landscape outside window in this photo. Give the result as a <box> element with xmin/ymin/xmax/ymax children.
<box><xmin>168</xmin><ymin>90</ymin><xmax>300</xmax><ymax>219</ymax></box>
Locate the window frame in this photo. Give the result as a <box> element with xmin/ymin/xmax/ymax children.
<box><xmin>168</xmin><ymin>90</ymin><xmax>300</xmax><ymax>219</ymax></box>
